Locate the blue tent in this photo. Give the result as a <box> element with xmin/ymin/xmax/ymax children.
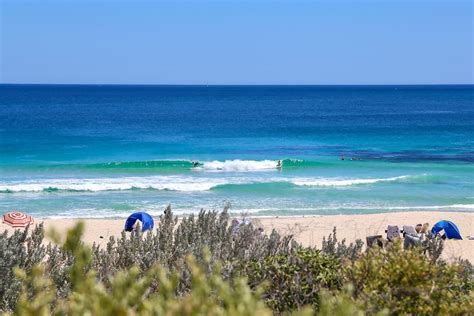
<box><xmin>124</xmin><ymin>212</ymin><xmax>154</xmax><ymax>232</ymax></box>
<box><xmin>431</xmin><ymin>220</ymin><xmax>462</xmax><ymax>240</ymax></box>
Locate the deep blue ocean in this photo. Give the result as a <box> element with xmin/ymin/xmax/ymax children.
<box><xmin>0</xmin><ymin>85</ymin><xmax>473</xmax><ymax>218</ymax></box>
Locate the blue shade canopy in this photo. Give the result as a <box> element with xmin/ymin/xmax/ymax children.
<box><xmin>431</xmin><ymin>220</ymin><xmax>462</xmax><ymax>240</ymax></box>
<box><xmin>124</xmin><ymin>212</ymin><xmax>154</xmax><ymax>232</ymax></box>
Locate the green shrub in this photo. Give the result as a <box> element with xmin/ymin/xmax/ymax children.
<box><xmin>91</xmin><ymin>206</ymin><xmax>294</xmax><ymax>291</ymax></box>
<box><xmin>317</xmin><ymin>286</ymin><xmax>386</xmax><ymax>316</ymax></box>
<box><xmin>12</xmin><ymin>222</ymin><xmax>274</xmax><ymax>316</ymax></box>
<box><xmin>0</xmin><ymin>207</ymin><xmax>295</xmax><ymax>313</ymax></box>
<box><xmin>1</xmin><ymin>208</ymin><xmax>473</xmax><ymax>315</ymax></box>
<box><xmin>321</xmin><ymin>227</ymin><xmax>364</xmax><ymax>262</ymax></box>
<box><xmin>346</xmin><ymin>240</ymin><xmax>474</xmax><ymax>315</ymax></box>
<box><xmin>457</xmin><ymin>259</ymin><xmax>474</xmax><ymax>292</ymax></box>
<box><xmin>0</xmin><ymin>224</ymin><xmax>46</xmax><ymax>312</ymax></box>
<box><xmin>244</xmin><ymin>247</ymin><xmax>341</xmax><ymax>312</ymax></box>
<box><xmin>420</xmin><ymin>233</ymin><xmax>444</xmax><ymax>263</ymax></box>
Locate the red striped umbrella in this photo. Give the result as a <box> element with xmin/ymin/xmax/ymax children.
<box><xmin>2</xmin><ymin>212</ymin><xmax>34</xmax><ymax>228</ymax></box>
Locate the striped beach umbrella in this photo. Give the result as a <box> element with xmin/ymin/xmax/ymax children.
<box><xmin>2</xmin><ymin>212</ymin><xmax>34</xmax><ymax>228</ymax></box>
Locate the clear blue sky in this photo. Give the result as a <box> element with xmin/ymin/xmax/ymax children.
<box><xmin>0</xmin><ymin>0</ymin><xmax>472</xmax><ymax>84</ymax></box>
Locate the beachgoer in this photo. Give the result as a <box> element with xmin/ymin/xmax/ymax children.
<box><xmin>192</xmin><ymin>161</ymin><xmax>200</xmax><ymax>168</ymax></box>
<box><xmin>404</xmin><ymin>224</ymin><xmax>424</xmax><ymax>249</ymax></box>
<box><xmin>276</xmin><ymin>160</ymin><xmax>282</xmax><ymax>168</ymax></box>
<box><xmin>340</xmin><ymin>156</ymin><xmax>345</xmax><ymax>161</ymax></box>
<box><xmin>421</xmin><ymin>223</ymin><xmax>429</xmax><ymax>234</ymax></box>
<box><xmin>415</xmin><ymin>224</ymin><xmax>423</xmax><ymax>233</ymax></box>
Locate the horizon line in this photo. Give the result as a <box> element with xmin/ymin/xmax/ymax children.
<box><xmin>1</xmin><ymin>83</ymin><xmax>473</xmax><ymax>87</ymax></box>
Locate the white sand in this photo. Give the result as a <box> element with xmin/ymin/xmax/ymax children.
<box><xmin>1</xmin><ymin>212</ymin><xmax>473</xmax><ymax>262</ymax></box>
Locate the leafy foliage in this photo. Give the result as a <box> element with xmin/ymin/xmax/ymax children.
<box><xmin>421</xmin><ymin>232</ymin><xmax>445</xmax><ymax>263</ymax></box>
<box><xmin>316</xmin><ymin>286</ymin><xmax>387</xmax><ymax>316</ymax></box>
<box><xmin>13</xmin><ymin>222</ymin><xmax>273</xmax><ymax>316</ymax></box>
<box><xmin>0</xmin><ymin>224</ymin><xmax>46</xmax><ymax>311</ymax></box>
<box><xmin>0</xmin><ymin>207</ymin><xmax>472</xmax><ymax>315</ymax></box>
<box><xmin>244</xmin><ymin>247</ymin><xmax>341</xmax><ymax>312</ymax></box>
<box><xmin>91</xmin><ymin>206</ymin><xmax>294</xmax><ymax>291</ymax></box>
<box><xmin>346</xmin><ymin>240</ymin><xmax>474</xmax><ymax>315</ymax></box>
<box><xmin>321</xmin><ymin>226</ymin><xmax>364</xmax><ymax>262</ymax></box>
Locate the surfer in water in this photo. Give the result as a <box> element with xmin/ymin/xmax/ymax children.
<box><xmin>276</xmin><ymin>160</ymin><xmax>282</xmax><ymax>169</ymax></box>
<box><xmin>191</xmin><ymin>161</ymin><xmax>201</xmax><ymax>168</ymax></box>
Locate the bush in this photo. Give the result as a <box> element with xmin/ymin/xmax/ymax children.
<box><xmin>0</xmin><ymin>224</ymin><xmax>46</xmax><ymax>312</ymax></box>
<box><xmin>321</xmin><ymin>227</ymin><xmax>364</xmax><ymax>262</ymax></box>
<box><xmin>346</xmin><ymin>240</ymin><xmax>474</xmax><ymax>315</ymax></box>
<box><xmin>317</xmin><ymin>286</ymin><xmax>383</xmax><ymax>316</ymax></box>
<box><xmin>421</xmin><ymin>233</ymin><xmax>444</xmax><ymax>263</ymax></box>
<box><xmin>13</xmin><ymin>222</ymin><xmax>274</xmax><ymax>316</ymax></box>
<box><xmin>1</xmin><ymin>207</ymin><xmax>473</xmax><ymax>315</ymax></box>
<box><xmin>457</xmin><ymin>259</ymin><xmax>474</xmax><ymax>292</ymax></box>
<box><xmin>91</xmin><ymin>206</ymin><xmax>294</xmax><ymax>290</ymax></box>
<box><xmin>244</xmin><ymin>247</ymin><xmax>341</xmax><ymax>312</ymax></box>
<box><xmin>1</xmin><ymin>207</ymin><xmax>295</xmax><ymax>313</ymax></box>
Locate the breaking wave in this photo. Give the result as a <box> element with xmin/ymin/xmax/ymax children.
<box><xmin>0</xmin><ymin>174</ymin><xmax>427</xmax><ymax>193</ymax></box>
<box><xmin>198</xmin><ymin>160</ymin><xmax>279</xmax><ymax>171</ymax></box>
<box><xmin>2</xmin><ymin>159</ymin><xmax>327</xmax><ymax>173</ymax></box>
<box><xmin>0</xmin><ymin>176</ymin><xmax>228</xmax><ymax>193</ymax></box>
<box><xmin>290</xmin><ymin>175</ymin><xmax>413</xmax><ymax>187</ymax></box>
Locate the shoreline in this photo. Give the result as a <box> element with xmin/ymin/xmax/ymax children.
<box><xmin>2</xmin><ymin>211</ymin><xmax>473</xmax><ymax>262</ymax></box>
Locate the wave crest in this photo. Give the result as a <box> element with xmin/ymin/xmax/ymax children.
<box><xmin>0</xmin><ymin>174</ymin><xmax>427</xmax><ymax>193</ymax></box>
<box><xmin>0</xmin><ymin>176</ymin><xmax>227</xmax><ymax>193</ymax></box>
<box><xmin>199</xmin><ymin>160</ymin><xmax>279</xmax><ymax>171</ymax></box>
<box><xmin>291</xmin><ymin>175</ymin><xmax>413</xmax><ymax>187</ymax></box>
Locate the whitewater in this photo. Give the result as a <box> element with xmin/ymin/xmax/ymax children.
<box><xmin>0</xmin><ymin>172</ymin><xmax>422</xmax><ymax>193</ymax></box>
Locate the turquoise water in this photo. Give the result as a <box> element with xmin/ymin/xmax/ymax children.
<box><xmin>0</xmin><ymin>85</ymin><xmax>473</xmax><ymax>218</ymax></box>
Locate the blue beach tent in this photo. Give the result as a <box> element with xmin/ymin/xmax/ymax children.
<box><xmin>431</xmin><ymin>220</ymin><xmax>462</xmax><ymax>240</ymax></box>
<box><xmin>124</xmin><ymin>212</ymin><xmax>154</xmax><ymax>232</ymax></box>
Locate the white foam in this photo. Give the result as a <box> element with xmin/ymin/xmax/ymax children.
<box><xmin>291</xmin><ymin>175</ymin><xmax>411</xmax><ymax>187</ymax></box>
<box><xmin>0</xmin><ymin>174</ymin><xmax>426</xmax><ymax>193</ymax></box>
<box><xmin>200</xmin><ymin>160</ymin><xmax>278</xmax><ymax>171</ymax></box>
<box><xmin>0</xmin><ymin>176</ymin><xmax>228</xmax><ymax>193</ymax></box>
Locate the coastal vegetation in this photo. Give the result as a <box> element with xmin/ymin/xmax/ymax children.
<box><xmin>1</xmin><ymin>207</ymin><xmax>473</xmax><ymax>315</ymax></box>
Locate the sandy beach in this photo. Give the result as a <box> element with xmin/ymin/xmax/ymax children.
<box><xmin>2</xmin><ymin>211</ymin><xmax>472</xmax><ymax>262</ymax></box>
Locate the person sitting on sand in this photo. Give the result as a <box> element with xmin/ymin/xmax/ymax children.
<box><xmin>421</xmin><ymin>223</ymin><xmax>430</xmax><ymax>234</ymax></box>
<box><xmin>405</xmin><ymin>224</ymin><xmax>424</xmax><ymax>249</ymax></box>
<box><xmin>415</xmin><ymin>224</ymin><xmax>423</xmax><ymax>234</ymax></box>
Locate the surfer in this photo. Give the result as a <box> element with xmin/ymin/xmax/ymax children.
<box><xmin>192</xmin><ymin>161</ymin><xmax>201</xmax><ymax>168</ymax></box>
<box><xmin>276</xmin><ymin>160</ymin><xmax>282</xmax><ymax>169</ymax></box>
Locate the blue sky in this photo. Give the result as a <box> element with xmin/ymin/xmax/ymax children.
<box><xmin>0</xmin><ymin>0</ymin><xmax>472</xmax><ymax>84</ymax></box>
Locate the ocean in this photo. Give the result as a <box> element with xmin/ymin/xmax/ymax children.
<box><xmin>0</xmin><ymin>85</ymin><xmax>473</xmax><ymax>218</ymax></box>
